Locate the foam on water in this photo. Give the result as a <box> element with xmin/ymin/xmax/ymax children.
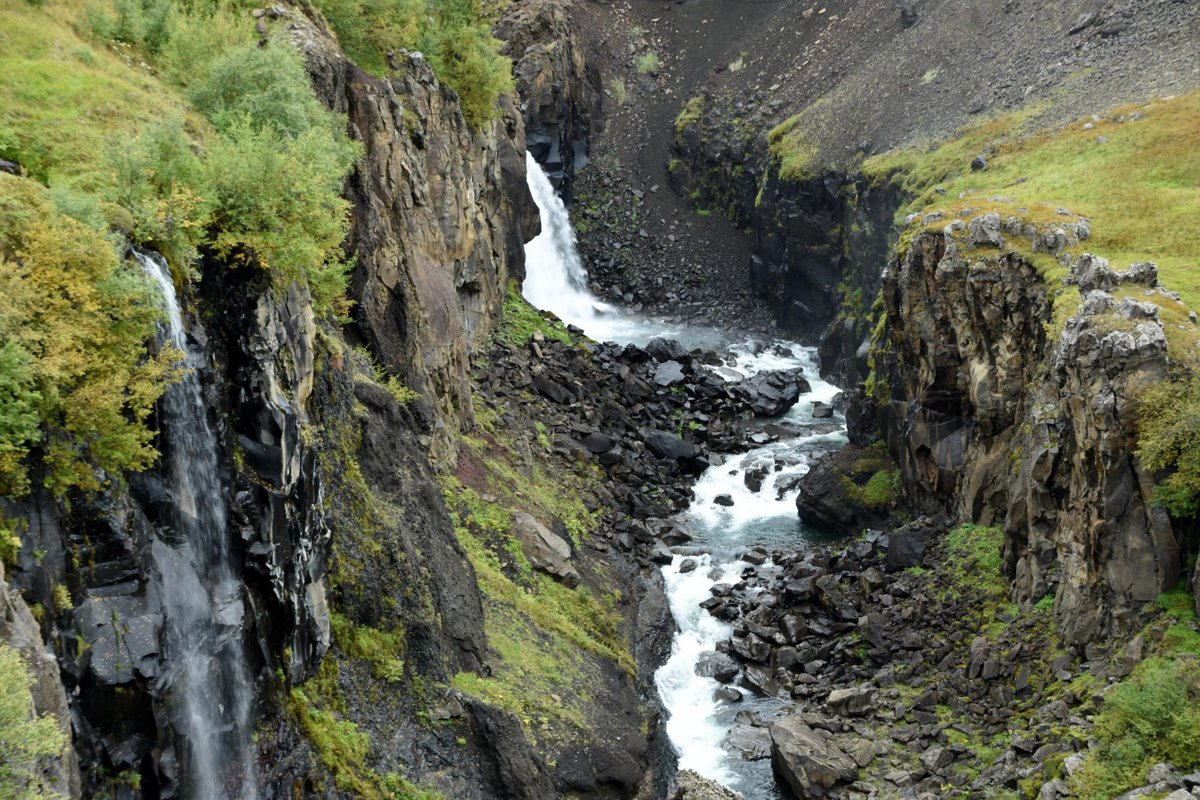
<box><xmin>522</xmin><ymin>158</ymin><xmax>847</xmax><ymax>798</ymax></box>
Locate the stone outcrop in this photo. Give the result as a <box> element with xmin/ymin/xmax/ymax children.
<box><xmin>291</xmin><ymin>6</ymin><xmax>539</xmax><ymax>456</ymax></box>
<box><xmin>874</xmin><ymin>217</ymin><xmax>1184</xmax><ymax>643</ymax></box>
<box><xmin>769</xmin><ymin>715</ymin><xmax>857</xmax><ymax>797</ymax></box>
<box><xmin>512</xmin><ymin>511</ymin><xmax>582</xmax><ymax>587</ymax></box>
<box><xmin>0</xmin><ymin>563</ymin><xmax>80</xmax><ymax>799</ymax></box>
<box><xmin>669</xmin><ymin>769</ymin><xmax>745</xmax><ymax>799</ymax></box>
<box><xmin>496</xmin><ymin>0</ymin><xmax>603</xmax><ymax>195</ymax></box>
<box><xmin>669</xmin><ymin>96</ymin><xmax>900</xmax><ymax>375</ymax></box>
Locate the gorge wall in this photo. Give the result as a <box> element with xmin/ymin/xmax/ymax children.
<box><xmin>873</xmin><ymin>218</ymin><xmax>1186</xmax><ymax>644</ymax></box>
<box><xmin>1</xmin><ymin>1</ymin><xmax>652</xmax><ymax>797</ymax></box>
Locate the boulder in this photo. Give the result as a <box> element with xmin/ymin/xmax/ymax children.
<box><xmin>533</xmin><ymin>374</ymin><xmax>576</xmax><ymax>404</ymax></box>
<box><xmin>826</xmin><ymin>685</ymin><xmax>875</xmax><ymax>717</ymax></box>
<box><xmin>886</xmin><ymin>525</ymin><xmax>933</xmax><ymax>572</ymax></box>
<box><xmin>643</xmin><ymin>429</ymin><xmax>696</xmax><ymax>460</ymax></box>
<box><xmin>511</xmin><ymin>512</ymin><xmax>581</xmax><ymax>587</ymax></box>
<box><xmin>735</xmin><ymin>369</ymin><xmax>810</xmax><ymax>416</ymax></box>
<box><xmin>769</xmin><ymin>716</ymin><xmax>857</xmax><ymax>796</ymax></box>
<box><xmin>654</xmin><ymin>360</ymin><xmax>687</xmax><ymax>386</ymax></box>
<box><xmin>695</xmin><ymin>651</ymin><xmax>740</xmax><ymax>683</ymax></box>
<box><xmin>669</xmin><ymin>769</ymin><xmax>745</xmax><ymax>799</ymax></box>
<box><xmin>582</xmin><ymin>431</ymin><xmax>617</xmax><ymax>454</ymax></box>
<box><xmin>646</xmin><ymin>337</ymin><xmax>689</xmax><ymax>362</ymax></box>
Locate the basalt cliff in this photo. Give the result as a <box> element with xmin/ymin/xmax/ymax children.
<box><xmin>2</xmin><ymin>1</ymin><xmax>1199</xmax><ymax>800</ymax></box>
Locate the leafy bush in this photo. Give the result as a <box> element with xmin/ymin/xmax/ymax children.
<box><xmin>0</xmin><ymin>642</ymin><xmax>69</xmax><ymax>799</ymax></box>
<box><xmin>156</xmin><ymin>3</ymin><xmax>256</xmax><ymax>88</ymax></box>
<box><xmin>1137</xmin><ymin>376</ymin><xmax>1200</xmax><ymax>517</ymax></box>
<box><xmin>312</xmin><ymin>0</ymin><xmax>421</xmax><ymax>76</ymax></box>
<box><xmin>312</xmin><ymin>0</ymin><xmax>513</xmax><ymax>129</ymax></box>
<box><xmin>187</xmin><ymin>41</ymin><xmax>331</xmax><ymax>139</ymax></box>
<box><xmin>418</xmin><ymin>0</ymin><xmax>514</xmax><ymax>130</ymax></box>
<box><xmin>1069</xmin><ymin>656</ymin><xmax>1200</xmax><ymax>799</ymax></box>
<box><xmin>202</xmin><ymin>118</ymin><xmax>358</xmax><ymax>313</ymax></box>
<box><xmin>0</xmin><ymin>175</ymin><xmax>177</xmax><ymax>496</ymax></box>
<box><xmin>103</xmin><ymin>117</ymin><xmax>207</xmax><ymax>267</ymax></box>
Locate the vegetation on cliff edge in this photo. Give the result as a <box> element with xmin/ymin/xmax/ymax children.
<box><xmin>311</xmin><ymin>0</ymin><xmax>514</xmax><ymax>129</ymax></box>
<box><xmin>0</xmin><ymin>644</ymin><xmax>69</xmax><ymax>800</ymax></box>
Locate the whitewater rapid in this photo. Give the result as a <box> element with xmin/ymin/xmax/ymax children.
<box><xmin>521</xmin><ymin>155</ymin><xmax>846</xmax><ymax>797</ymax></box>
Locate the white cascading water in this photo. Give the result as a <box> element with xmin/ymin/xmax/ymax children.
<box><xmin>136</xmin><ymin>252</ymin><xmax>259</xmax><ymax>800</ymax></box>
<box><xmin>521</xmin><ymin>159</ymin><xmax>847</xmax><ymax>797</ymax></box>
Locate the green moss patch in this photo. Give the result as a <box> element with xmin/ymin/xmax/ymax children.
<box><xmin>495</xmin><ymin>285</ymin><xmax>573</xmax><ymax>348</ymax></box>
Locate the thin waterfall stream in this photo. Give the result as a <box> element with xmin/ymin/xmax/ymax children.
<box><xmin>136</xmin><ymin>252</ymin><xmax>259</xmax><ymax>800</ymax></box>
<box><xmin>522</xmin><ymin>156</ymin><xmax>848</xmax><ymax>797</ymax></box>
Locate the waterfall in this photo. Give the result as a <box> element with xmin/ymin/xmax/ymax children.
<box><xmin>520</xmin><ymin>155</ymin><xmax>848</xmax><ymax>797</ymax></box>
<box><xmin>135</xmin><ymin>251</ymin><xmax>259</xmax><ymax>800</ymax></box>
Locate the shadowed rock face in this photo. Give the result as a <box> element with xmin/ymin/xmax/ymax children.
<box><xmin>874</xmin><ymin>221</ymin><xmax>1182</xmax><ymax>644</ymax></box>
<box><xmin>497</xmin><ymin>0</ymin><xmax>603</xmax><ymax>197</ymax></box>
<box><xmin>292</xmin><ymin>8</ymin><xmax>539</xmax><ymax>457</ymax></box>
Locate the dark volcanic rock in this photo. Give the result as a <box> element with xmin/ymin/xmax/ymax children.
<box><xmin>770</xmin><ymin>716</ymin><xmax>856</xmax><ymax>796</ymax></box>
<box><xmin>796</xmin><ymin>444</ymin><xmax>900</xmax><ymax>536</ymax></box>
<box><xmin>735</xmin><ymin>369</ymin><xmax>809</xmax><ymax>416</ymax></box>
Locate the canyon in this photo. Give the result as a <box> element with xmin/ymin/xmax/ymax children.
<box><xmin>1</xmin><ymin>1</ymin><xmax>1199</xmax><ymax>799</ymax></box>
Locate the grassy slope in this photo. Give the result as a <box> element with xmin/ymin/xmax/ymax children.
<box><xmin>0</xmin><ymin>0</ymin><xmax>197</xmax><ymax>188</ymax></box>
<box><xmin>863</xmin><ymin>91</ymin><xmax>1200</xmax><ymax>309</ymax></box>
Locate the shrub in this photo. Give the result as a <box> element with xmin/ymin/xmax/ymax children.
<box><xmin>608</xmin><ymin>78</ymin><xmax>626</xmax><ymax>106</ymax></box>
<box><xmin>201</xmin><ymin>118</ymin><xmax>358</xmax><ymax>313</ymax></box>
<box><xmin>311</xmin><ymin>0</ymin><xmax>421</xmax><ymax>76</ymax></box>
<box><xmin>0</xmin><ymin>174</ymin><xmax>176</xmax><ymax>496</ymax></box>
<box><xmin>416</xmin><ymin>0</ymin><xmax>513</xmax><ymax>129</ymax></box>
<box><xmin>0</xmin><ymin>644</ymin><xmax>69</xmax><ymax>799</ymax></box>
<box><xmin>1069</xmin><ymin>656</ymin><xmax>1200</xmax><ymax>799</ymax></box>
<box><xmin>103</xmin><ymin>117</ymin><xmax>207</xmax><ymax>268</ymax></box>
<box><xmin>313</xmin><ymin>0</ymin><xmax>512</xmax><ymax>129</ymax></box>
<box><xmin>187</xmin><ymin>41</ymin><xmax>331</xmax><ymax>139</ymax></box>
<box><xmin>1137</xmin><ymin>376</ymin><xmax>1200</xmax><ymax>517</ymax></box>
<box><xmin>156</xmin><ymin>3</ymin><xmax>256</xmax><ymax>89</ymax></box>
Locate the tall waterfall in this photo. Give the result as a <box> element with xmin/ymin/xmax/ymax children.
<box><xmin>136</xmin><ymin>252</ymin><xmax>258</xmax><ymax>800</ymax></box>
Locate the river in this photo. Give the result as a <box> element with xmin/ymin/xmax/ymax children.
<box><xmin>522</xmin><ymin>153</ymin><xmax>847</xmax><ymax>797</ymax></box>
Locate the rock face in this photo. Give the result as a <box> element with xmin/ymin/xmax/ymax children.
<box><xmin>875</xmin><ymin>221</ymin><xmax>1182</xmax><ymax>643</ymax></box>
<box><xmin>512</xmin><ymin>511</ymin><xmax>582</xmax><ymax>587</ymax></box>
<box><xmin>294</xmin><ymin>8</ymin><xmax>539</xmax><ymax>455</ymax></box>
<box><xmin>796</xmin><ymin>443</ymin><xmax>901</xmax><ymax>537</ymax></box>
<box><xmin>670</xmin><ymin>102</ymin><xmax>900</xmax><ymax>376</ymax></box>
<box><xmin>669</xmin><ymin>768</ymin><xmax>745</xmax><ymax>799</ymax></box>
<box><xmin>496</xmin><ymin>0</ymin><xmax>602</xmax><ymax>195</ymax></box>
<box><xmin>0</xmin><ymin>563</ymin><xmax>80</xmax><ymax>799</ymax></box>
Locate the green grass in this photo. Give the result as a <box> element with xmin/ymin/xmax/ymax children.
<box><xmin>864</xmin><ymin>92</ymin><xmax>1200</xmax><ymax>308</ymax></box>
<box><xmin>0</xmin><ymin>0</ymin><xmax>197</xmax><ymax>187</ymax></box>
<box><xmin>942</xmin><ymin>524</ymin><xmax>1006</xmax><ymax>602</ymax></box>
<box><xmin>288</xmin><ymin>659</ymin><xmax>445</xmax><ymax>800</ymax></box>
<box><xmin>495</xmin><ymin>285</ymin><xmax>573</xmax><ymax>347</ymax></box>
<box><xmin>636</xmin><ymin>51</ymin><xmax>660</xmax><ymax>74</ymax></box>
<box><xmin>1067</xmin><ymin>589</ymin><xmax>1200</xmax><ymax>798</ymax></box>
<box><xmin>842</xmin><ymin>469</ymin><xmax>899</xmax><ymax>510</ymax></box>
<box><xmin>608</xmin><ymin>78</ymin><xmax>627</xmax><ymax>106</ymax></box>
<box><xmin>674</xmin><ymin>95</ymin><xmax>705</xmax><ymax>138</ymax></box>
<box><xmin>1068</xmin><ymin>656</ymin><xmax>1200</xmax><ymax>800</ymax></box>
<box><xmin>768</xmin><ymin>95</ymin><xmax>835</xmax><ymax>181</ymax></box>
<box><xmin>441</xmin><ymin>478</ymin><xmax>627</xmax><ymax>672</ymax></box>
<box><xmin>0</xmin><ymin>643</ymin><xmax>69</xmax><ymax>799</ymax></box>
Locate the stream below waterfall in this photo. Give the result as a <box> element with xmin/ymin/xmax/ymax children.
<box><xmin>523</xmin><ymin>154</ymin><xmax>848</xmax><ymax>797</ymax></box>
